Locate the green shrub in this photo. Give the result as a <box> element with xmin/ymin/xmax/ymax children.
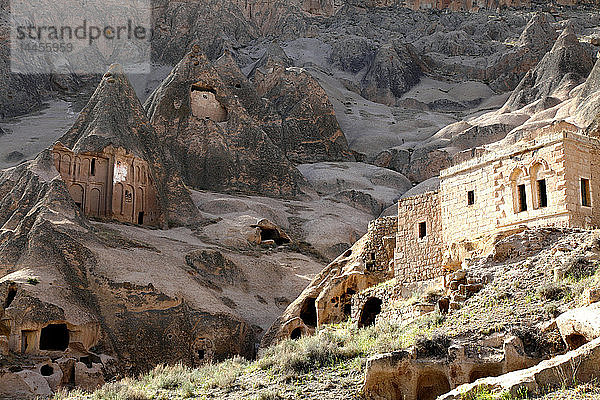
<box><xmin>537</xmin><ymin>282</ymin><xmax>567</xmax><ymax>301</ymax></box>
<box><xmin>26</xmin><ymin>277</ymin><xmax>39</xmax><ymax>285</ymax></box>
<box><xmin>565</xmin><ymin>256</ymin><xmax>597</xmax><ymax>281</ymax></box>
<box><xmin>414</xmin><ymin>330</ymin><xmax>450</xmax><ymax>359</ymax></box>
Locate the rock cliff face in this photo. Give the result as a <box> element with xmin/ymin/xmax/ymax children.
<box><xmin>144</xmin><ymin>47</ymin><xmax>310</xmax><ymax>199</ymax></box>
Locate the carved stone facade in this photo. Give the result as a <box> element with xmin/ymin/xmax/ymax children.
<box><xmin>52</xmin><ymin>144</ymin><xmax>160</xmax><ymax>227</ymax></box>
<box><xmin>190</xmin><ymin>87</ymin><xmax>228</xmax><ymax>122</ymax></box>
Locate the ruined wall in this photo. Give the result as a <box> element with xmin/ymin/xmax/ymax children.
<box><xmin>190</xmin><ymin>89</ymin><xmax>228</xmax><ymax>122</ymax></box>
<box><xmin>52</xmin><ymin>145</ymin><xmax>160</xmax><ymax>226</ymax></box>
<box><xmin>439</xmin><ymin>128</ymin><xmax>590</xmax><ymax>247</ymax></box>
<box><xmin>363</xmin><ymin>216</ymin><xmax>398</xmax><ymax>274</ymax></box>
<box><xmin>395</xmin><ymin>191</ymin><xmax>445</xmax><ymax>283</ymax></box>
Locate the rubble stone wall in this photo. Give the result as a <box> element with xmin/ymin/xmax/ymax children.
<box><xmin>395</xmin><ymin>191</ymin><xmax>444</xmax><ymax>283</ymax></box>
<box><xmin>363</xmin><ymin>216</ymin><xmax>398</xmax><ymax>274</ymax></box>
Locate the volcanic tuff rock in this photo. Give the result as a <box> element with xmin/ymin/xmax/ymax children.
<box><xmin>503</xmin><ymin>25</ymin><xmax>595</xmax><ymax>112</ymax></box>
<box><xmin>144</xmin><ymin>48</ymin><xmax>310</xmax><ymax>199</ymax></box>
<box><xmin>360</xmin><ymin>42</ymin><xmax>424</xmax><ymax>106</ymax></box>
<box><xmin>57</xmin><ymin>65</ymin><xmax>201</xmax><ymax>228</ymax></box>
<box><xmin>216</xmin><ymin>49</ymin><xmax>354</xmax><ymax>163</ymax></box>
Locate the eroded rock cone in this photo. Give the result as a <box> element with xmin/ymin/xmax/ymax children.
<box><xmin>56</xmin><ymin>64</ymin><xmax>201</xmax><ymax>228</ymax></box>
<box><xmin>144</xmin><ymin>47</ymin><xmax>310</xmax><ymax>199</ymax></box>
<box><xmin>504</xmin><ymin>25</ymin><xmax>594</xmax><ymax>112</ymax></box>
<box><xmin>361</xmin><ymin>42</ymin><xmax>424</xmax><ymax>106</ymax></box>
<box><xmin>240</xmin><ymin>45</ymin><xmax>354</xmax><ymax>163</ymax></box>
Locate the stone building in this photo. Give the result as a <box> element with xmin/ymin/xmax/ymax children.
<box><xmin>52</xmin><ymin>144</ymin><xmax>160</xmax><ymax>227</ymax></box>
<box><xmin>394</xmin><ymin>122</ymin><xmax>600</xmax><ymax>284</ymax></box>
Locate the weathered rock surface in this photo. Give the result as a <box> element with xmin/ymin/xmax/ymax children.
<box><xmin>556</xmin><ymin>303</ymin><xmax>600</xmax><ymax>350</ymax></box>
<box><xmin>218</xmin><ymin>48</ymin><xmax>354</xmax><ymax>163</ymax></box>
<box><xmin>57</xmin><ymin>64</ymin><xmax>201</xmax><ymax>227</ymax></box>
<box><xmin>439</xmin><ymin>337</ymin><xmax>600</xmax><ymax>400</ymax></box>
<box><xmin>297</xmin><ymin>162</ymin><xmax>412</xmax><ymax>216</ymax></box>
<box><xmin>144</xmin><ymin>48</ymin><xmax>309</xmax><ymax>199</ymax></box>
<box><xmin>503</xmin><ymin>25</ymin><xmax>594</xmax><ymax>112</ymax></box>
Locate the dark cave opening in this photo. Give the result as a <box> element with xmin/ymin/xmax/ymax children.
<box><xmin>358</xmin><ymin>297</ymin><xmax>382</xmax><ymax>328</ymax></box>
<box><xmin>39</xmin><ymin>324</ymin><xmax>69</xmax><ymax>351</ymax></box>
<box><xmin>300</xmin><ymin>297</ymin><xmax>317</xmax><ymax>327</ymax></box>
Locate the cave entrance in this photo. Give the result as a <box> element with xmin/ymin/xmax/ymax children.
<box><xmin>300</xmin><ymin>297</ymin><xmax>317</xmax><ymax>327</ymax></box>
<box><xmin>4</xmin><ymin>286</ymin><xmax>17</xmax><ymax>308</ymax></box>
<box><xmin>290</xmin><ymin>327</ymin><xmax>302</xmax><ymax>340</ymax></box>
<box><xmin>565</xmin><ymin>333</ymin><xmax>588</xmax><ymax>350</ymax></box>
<box><xmin>259</xmin><ymin>228</ymin><xmax>290</xmax><ymax>245</ymax></box>
<box><xmin>39</xmin><ymin>324</ymin><xmax>69</xmax><ymax>351</ymax></box>
<box><xmin>40</xmin><ymin>364</ymin><xmax>54</xmax><ymax>376</ymax></box>
<box><xmin>416</xmin><ymin>371</ymin><xmax>451</xmax><ymax>400</ymax></box>
<box><xmin>469</xmin><ymin>364</ymin><xmax>503</xmax><ymax>383</ymax></box>
<box><xmin>358</xmin><ymin>297</ymin><xmax>382</xmax><ymax>328</ymax></box>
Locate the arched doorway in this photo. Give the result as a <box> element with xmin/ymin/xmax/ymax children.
<box><xmin>358</xmin><ymin>297</ymin><xmax>382</xmax><ymax>328</ymax></box>
<box><xmin>416</xmin><ymin>370</ymin><xmax>451</xmax><ymax>400</ymax></box>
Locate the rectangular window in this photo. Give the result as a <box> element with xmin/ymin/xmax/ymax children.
<box><xmin>90</xmin><ymin>158</ymin><xmax>96</xmax><ymax>176</ymax></box>
<box><xmin>581</xmin><ymin>178</ymin><xmax>591</xmax><ymax>207</ymax></box>
<box><xmin>418</xmin><ymin>222</ymin><xmax>427</xmax><ymax>239</ymax></box>
<box><xmin>518</xmin><ymin>184</ymin><xmax>527</xmax><ymax>212</ymax></box>
<box><xmin>537</xmin><ymin>179</ymin><xmax>548</xmax><ymax>208</ymax></box>
<box><xmin>467</xmin><ymin>190</ymin><xmax>475</xmax><ymax>206</ymax></box>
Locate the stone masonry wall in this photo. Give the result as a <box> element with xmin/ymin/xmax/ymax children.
<box><xmin>395</xmin><ymin>191</ymin><xmax>444</xmax><ymax>283</ymax></box>
<box><xmin>439</xmin><ymin>128</ymin><xmax>590</xmax><ymax>246</ymax></box>
<box><xmin>363</xmin><ymin>216</ymin><xmax>398</xmax><ymax>274</ymax></box>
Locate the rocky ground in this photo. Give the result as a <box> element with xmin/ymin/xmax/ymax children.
<box><xmin>52</xmin><ymin>227</ymin><xmax>600</xmax><ymax>399</ymax></box>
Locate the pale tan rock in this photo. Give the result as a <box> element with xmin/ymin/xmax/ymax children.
<box><xmin>439</xmin><ymin>337</ymin><xmax>600</xmax><ymax>400</ymax></box>
<box><xmin>556</xmin><ymin>303</ymin><xmax>600</xmax><ymax>350</ymax></box>
<box><xmin>15</xmin><ymin>370</ymin><xmax>53</xmax><ymax>398</ymax></box>
<box><xmin>74</xmin><ymin>362</ymin><xmax>105</xmax><ymax>392</ymax></box>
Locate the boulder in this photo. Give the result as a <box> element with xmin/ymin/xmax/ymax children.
<box><xmin>556</xmin><ymin>303</ymin><xmax>600</xmax><ymax>350</ymax></box>
<box><xmin>15</xmin><ymin>370</ymin><xmax>53</xmax><ymax>398</ymax></box>
<box><xmin>0</xmin><ymin>371</ymin><xmax>36</xmax><ymax>400</ymax></box>
<box><xmin>74</xmin><ymin>362</ymin><xmax>105</xmax><ymax>392</ymax></box>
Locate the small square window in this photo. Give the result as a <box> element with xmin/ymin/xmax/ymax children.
<box><xmin>467</xmin><ymin>190</ymin><xmax>475</xmax><ymax>206</ymax></box>
<box><xmin>418</xmin><ymin>222</ymin><xmax>427</xmax><ymax>239</ymax></box>
<box><xmin>581</xmin><ymin>178</ymin><xmax>591</xmax><ymax>207</ymax></box>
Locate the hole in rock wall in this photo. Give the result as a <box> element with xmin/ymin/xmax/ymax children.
<box><xmin>416</xmin><ymin>371</ymin><xmax>451</xmax><ymax>400</ymax></box>
<box><xmin>4</xmin><ymin>286</ymin><xmax>17</xmax><ymax>308</ymax></box>
<box><xmin>358</xmin><ymin>297</ymin><xmax>382</xmax><ymax>328</ymax></box>
<box><xmin>197</xmin><ymin>349</ymin><xmax>205</xmax><ymax>359</ymax></box>
<box><xmin>190</xmin><ymin>86</ymin><xmax>228</xmax><ymax>122</ymax></box>
<box><xmin>39</xmin><ymin>324</ymin><xmax>69</xmax><ymax>351</ymax></box>
<box><xmin>300</xmin><ymin>297</ymin><xmax>317</xmax><ymax>327</ymax></box>
<box><xmin>40</xmin><ymin>364</ymin><xmax>54</xmax><ymax>376</ymax></box>
<box><xmin>565</xmin><ymin>333</ymin><xmax>588</xmax><ymax>350</ymax></box>
<box><xmin>469</xmin><ymin>364</ymin><xmax>503</xmax><ymax>383</ymax></box>
<box><xmin>290</xmin><ymin>327</ymin><xmax>302</xmax><ymax>340</ymax></box>
<box><xmin>259</xmin><ymin>228</ymin><xmax>290</xmax><ymax>245</ymax></box>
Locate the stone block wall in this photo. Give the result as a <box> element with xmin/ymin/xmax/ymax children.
<box><xmin>439</xmin><ymin>127</ymin><xmax>589</xmax><ymax>246</ymax></box>
<box><xmin>563</xmin><ymin>134</ymin><xmax>600</xmax><ymax>228</ymax></box>
<box><xmin>395</xmin><ymin>191</ymin><xmax>444</xmax><ymax>283</ymax></box>
<box><xmin>363</xmin><ymin>216</ymin><xmax>398</xmax><ymax>274</ymax></box>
